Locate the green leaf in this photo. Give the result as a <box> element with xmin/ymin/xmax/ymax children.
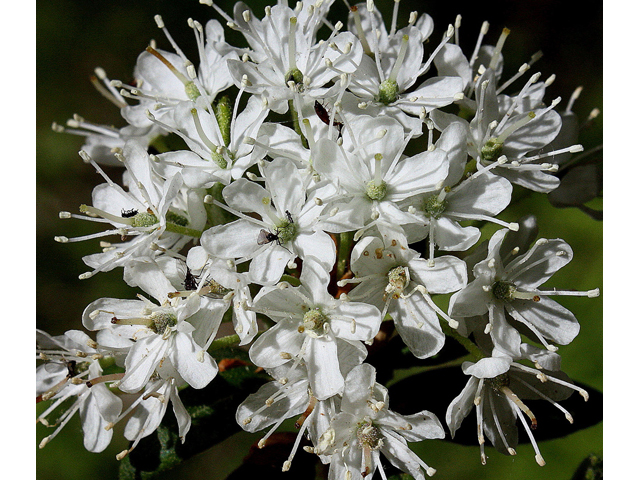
<box><xmin>119</xmin><ymin>353</ymin><xmax>268</xmax><ymax>480</ymax></box>
<box><xmin>571</xmin><ymin>453</ymin><xmax>603</xmax><ymax>480</ymax></box>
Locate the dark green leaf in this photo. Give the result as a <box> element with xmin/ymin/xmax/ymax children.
<box><xmin>571</xmin><ymin>453</ymin><xmax>603</xmax><ymax>480</ymax></box>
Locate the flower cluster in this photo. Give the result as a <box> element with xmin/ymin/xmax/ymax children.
<box><xmin>38</xmin><ymin>1</ymin><xmax>601</xmax><ymax>478</ymax></box>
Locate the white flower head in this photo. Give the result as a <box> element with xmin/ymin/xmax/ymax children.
<box><xmin>118</xmin><ymin>17</ymin><xmax>238</xmax><ymax>129</ymax></box>
<box><xmin>449</xmin><ymin>227</ymin><xmax>599</xmax><ymax>352</ymax></box>
<box><xmin>224</xmin><ymin>2</ymin><xmax>363</xmax><ymax>114</ymax></box>
<box><xmin>82</xmin><ymin>259</ymin><xmax>220</xmax><ymax>393</ymax></box>
<box><xmin>345</xmin><ymin>4</ymin><xmax>463</xmax><ymax>130</ymax></box>
<box><xmin>36</xmin><ymin>330</ymin><xmax>123</xmax><ymax>453</ymax></box>
<box><xmin>315</xmin><ymin>363</ymin><xmax>444</xmax><ymax>480</ymax></box>
<box><xmin>447</xmin><ymin>352</ymin><xmax>590</xmax><ymax>466</ymax></box>
<box><xmin>314</xmin><ymin>116</ymin><xmax>449</xmax><ymax>234</ymax></box>
<box><xmin>201</xmin><ymin>156</ymin><xmax>336</xmax><ymax>285</ymax></box>
<box><xmin>55</xmin><ymin>142</ymin><xmax>203</xmax><ymax>279</ymax></box>
<box><xmin>152</xmin><ymin>94</ymin><xmax>269</xmax><ymax>186</ymax></box>
<box><xmin>345</xmin><ymin>224</ymin><xmax>466</xmax><ymax>359</ymax></box>
<box><xmin>401</xmin><ymin>121</ymin><xmax>514</xmax><ymax>259</ymax></box>
<box><xmin>248</xmin><ymin>264</ymin><xmax>382</xmax><ymax>400</ymax></box>
<box><xmin>236</xmin><ymin>364</ymin><xmax>337</xmax><ymax>471</ymax></box>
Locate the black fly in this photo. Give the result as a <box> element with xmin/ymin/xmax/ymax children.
<box><xmin>285</xmin><ymin>210</ymin><xmax>294</xmax><ymax>223</ymax></box>
<box><xmin>121</xmin><ymin>208</ymin><xmax>138</xmax><ymax>218</ymax></box>
<box><xmin>257</xmin><ymin>210</ymin><xmax>294</xmax><ymax>249</ymax></box>
<box><xmin>257</xmin><ymin>229</ymin><xmax>281</xmax><ymax>246</ymax></box>
<box><xmin>183</xmin><ymin>266</ymin><xmax>199</xmax><ymax>291</ymax></box>
<box><xmin>314</xmin><ymin>100</ymin><xmax>344</xmax><ymax>139</ymax></box>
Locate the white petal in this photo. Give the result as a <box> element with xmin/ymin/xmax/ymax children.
<box><xmin>80</xmin><ymin>391</ymin><xmax>114</xmax><ymax>453</ymax></box>
<box><xmin>120</xmin><ymin>335</ymin><xmax>168</xmax><ymax>393</ymax></box>
<box><xmin>170</xmin><ymin>332</ymin><xmax>218</xmax><ymax>389</ymax></box>
<box><xmin>462</xmin><ymin>356</ymin><xmax>511</xmax><ymax>378</ymax></box>
<box><xmin>305</xmin><ymin>337</ymin><xmax>344</xmax><ymax>400</ymax></box>
<box><xmin>249</xmin><ymin>318</ymin><xmax>305</xmax><ymax>369</ymax></box>
<box><xmin>391</xmin><ymin>295</ymin><xmax>444</xmax><ymax>359</ymax></box>
<box><xmin>445</xmin><ymin>376</ymin><xmax>478</xmax><ymax>438</ymax></box>
<box><xmin>409</xmin><ymin>255</ymin><xmax>467</xmax><ymax>294</ymax></box>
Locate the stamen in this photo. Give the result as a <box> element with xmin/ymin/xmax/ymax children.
<box><xmin>90</xmin><ymin>72</ymin><xmax>127</xmax><ymax>108</ymax></box>
<box><xmin>388</xmin><ymin>35</ymin><xmax>409</xmax><ymax>84</ymax></box>
<box><xmin>495</xmin><ymin>111</ymin><xmax>536</xmax><ymax>144</ymax></box>
<box><xmin>566</xmin><ymin>86</ymin><xmax>583</xmax><ymax>113</ymax></box>
<box><xmin>350</xmin><ymin>5</ymin><xmax>372</xmax><ymax>55</ymax></box>
<box><xmin>513</xmin><ymin>406</ymin><xmax>545</xmax><ymax>466</ymax></box>
<box><xmin>489</xmin><ymin>28</ymin><xmax>510</xmax><ymax>71</ymax></box>
<box><xmin>418</xmin><ymin>25</ymin><xmax>455</xmax><ymax>76</ymax></box>
<box><xmin>389</xmin><ymin>0</ymin><xmax>401</xmax><ymax>36</ymax></box>
<box><xmin>511</xmin><ymin>375</ymin><xmax>574</xmax><ymax>423</ymax></box>
<box><xmin>79</xmin><ymin>204</ymin><xmax>135</xmax><ymax>226</ymax></box>
<box><xmin>501</xmin><ymin>385</ymin><xmax>537</xmax><ymax>428</ymax></box>
<box><xmin>469</xmin><ymin>21</ymin><xmax>490</xmax><ymax>73</ymax></box>
<box><xmin>489</xmin><ymin>391</ymin><xmax>515</xmax><ymax>454</ymax></box>
<box><xmin>86</xmin><ymin>373</ymin><xmax>125</xmax><ymax>387</ymax></box>
<box><xmin>145</xmin><ymin>46</ymin><xmax>191</xmax><ymax>87</ymax></box>
<box><xmin>288</xmin><ymin>17</ymin><xmax>298</xmax><ymax>72</ymax></box>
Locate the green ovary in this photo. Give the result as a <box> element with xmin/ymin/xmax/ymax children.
<box><xmin>423</xmin><ymin>194</ymin><xmax>447</xmax><ymax>219</ymax></box>
<box><xmin>356</xmin><ymin>419</ymin><xmax>383</xmax><ymax>450</ymax></box>
<box><xmin>185</xmin><ymin>82</ymin><xmax>201</xmax><ymax>101</ymax></box>
<box><xmin>378</xmin><ymin>79</ymin><xmax>399</xmax><ymax>105</ymax></box>
<box><xmin>481</xmin><ymin>138</ymin><xmax>504</xmax><ymax>162</ymax></box>
<box><xmin>131</xmin><ymin>211</ymin><xmax>158</xmax><ymax>228</ymax></box>
<box><xmin>302</xmin><ymin>308</ymin><xmax>329</xmax><ymax>335</ymax></box>
<box><xmin>366</xmin><ymin>180</ymin><xmax>387</xmax><ymax>201</ymax></box>
<box><xmin>285</xmin><ymin>68</ymin><xmax>304</xmax><ymax>89</ymax></box>
<box><xmin>276</xmin><ymin>218</ymin><xmax>298</xmax><ymax>244</ymax></box>
<box><xmin>492</xmin><ymin>280</ymin><xmax>517</xmax><ymax>302</ymax></box>
<box><xmin>150</xmin><ymin>312</ymin><xmax>178</xmax><ymax>334</ymax></box>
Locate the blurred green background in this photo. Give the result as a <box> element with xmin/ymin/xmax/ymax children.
<box><xmin>36</xmin><ymin>0</ymin><xmax>602</xmax><ymax>479</ymax></box>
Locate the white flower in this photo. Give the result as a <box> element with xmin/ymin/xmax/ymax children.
<box><xmin>152</xmin><ymin>94</ymin><xmax>269</xmax><ymax>186</ymax></box>
<box><xmin>236</xmin><ymin>364</ymin><xmax>337</xmax><ymax>471</ymax></box>
<box><xmin>55</xmin><ymin>142</ymin><xmax>202</xmax><ymax>279</ymax></box>
<box><xmin>178</xmin><ymin>246</ymin><xmax>259</xmax><ymax>346</ymax></box>
<box><xmin>314</xmin><ymin>116</ymin><xmax>449</xmax><ymax>234</ymax></box>
<box><xmin>116</xmin><ymin>377</ymin><xmax>191</xmax><ymax>461</ymax></box>
<box><xmin>248</xmin><ymin>265</ymin><xmax>381</xmax><ymax>400</ymax></box>
<box><xmin>446</xmin><ymin>353</ymin><xmax>589</xmax><ymax>466</ymax></box>
<box><xmin>344</xmin><ymin>225</ymin><xmax>466</xmax><ymax>359</ymax></box>
<box><xmin>315</xmin><ymin>364</ymin><xmax>444</xmax><ymax>480</ymax></box>
<box><xmin>82</xmin><ymin>259</ymin><xmax>219</xmax><ymax>392</ymax></box>
<box><xmin>224</xmin><ymin>2</ymin><xmax>363</xmax><ymax>114</ymax></box>
<box><xmin>201</xmin><ymin>156</ymin><xmax>336</xmax><ymax>285</ymax></box>
<box><xmin>449</xmin><ymin>228</ymin><xmax>599</xmax><ymax>351</ymax></box>
<box><xmin>36</xmin><ymin>330</ymin><xmax>123</xmax><ymax>453</ymax></box>
<box><xmin>345</xmin><ymin>4</ymin><xmax>463</xmax><ymax>131</ymax></box>
<box><xmin>117</xmin><ymin>17</ymin><xmax>237</xmax><ymax>129</ymax></box>
<box><xmin>400</xmin><ymin>121</ymin><xmax>514</xmax><ymax>259</ymax></box>
<box><xmin>432</xmin><ymin>70</ymin><xmax>569</xmax><ymax>193</ymax></box>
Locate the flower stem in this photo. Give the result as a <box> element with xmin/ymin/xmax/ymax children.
<box><xmin>440</xmin><ymin>319</ymin><xmax>484</xmax><ymax>361</ymax></box>
<box><xmin>164</xmin><ymin>222</ymin><xmax>203</xmax><ymax>238</ymax></box>
<box><xmin>208</xmin><ymin>334</ymin><xmax>241</xmax><ymax>351</ymax></box>
<box><xmin>336</xmin><ymin>232</ymin><xmax>354</xmax><ymax>280</ymax></box>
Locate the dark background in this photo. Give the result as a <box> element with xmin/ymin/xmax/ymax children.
<box><xmin>36</xmin><ymin>1</ymin><xmax>602</xmax><ymax>479</ymax></box>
